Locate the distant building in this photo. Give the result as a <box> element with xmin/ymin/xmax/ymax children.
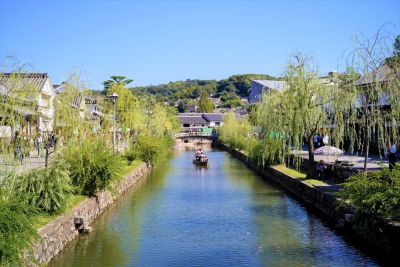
<box><xmin>249</xmin><ymin>80</ymin><xmax>286</xmax><ymax>104</ymax></box>
<box><xmin>0</xmin><ymin>73</ymin><xmax>55</xmax><ymax>136</ymax></box>
<box><xmin>178</xmin><ymin>113</ymin><xmax>225</xmax><ymax>129</ymax></box>
<box><xmin>188</xmin><ymin>105</ymin><xmax>198</xmax><ymax>113</ymax></box>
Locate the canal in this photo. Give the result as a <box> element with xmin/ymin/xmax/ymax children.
<box><xmin>50</xmin><ymin>147</ymin><xmax>378</xmax><ymax>266</ymax></box>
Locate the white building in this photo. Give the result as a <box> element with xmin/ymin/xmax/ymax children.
<box><xmin>249</xmin><ymin>80</ymin><xmax>286</xmax><ymax>104</ymax></box>
<box><xmin>0</xmin><ymin>73</ymin><xmax>55</xmax><ymax>136</ymax></box>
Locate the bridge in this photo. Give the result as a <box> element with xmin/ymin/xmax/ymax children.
<box><xmin>173</xmin><ymin>132</ymin><xmax>218</xmax><ymax>145</ymax></box>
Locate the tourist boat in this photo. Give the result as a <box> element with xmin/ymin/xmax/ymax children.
<box><xmin>193</xmin><ymin>155</ymin><xmax>209</xmax><ymax>166</ymax></box>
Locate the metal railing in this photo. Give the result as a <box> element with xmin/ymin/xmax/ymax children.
<box><xmin>173</xmin><ymin>132</ymin><xmax>217</xmax><ymax>138</ymax></box>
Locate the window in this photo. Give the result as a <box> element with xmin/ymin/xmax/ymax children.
<box><xmin>183</xmin><ymin>124</ymin><xmax>190</xmax><ymax>127</ymax></box>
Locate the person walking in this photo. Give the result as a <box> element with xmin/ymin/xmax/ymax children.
<box><xmin>12</xmin><ymin>131</ymin><xmax>24</xmax><ymax>164</ymax></box>
<box><xmin>388</xmin><ymin>144</ymin><xmax>397</xmax><ymax>171</ymax></box>
<box><xmin>34</xmin><ymin>134</ymin><xmax>43</xmax><ymax>157</ymax></box>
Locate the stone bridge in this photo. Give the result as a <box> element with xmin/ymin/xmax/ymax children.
<box><xmin>173</xmin><ymin>132</ymin><xmax>218</xmax><ymax>145</ymax></box>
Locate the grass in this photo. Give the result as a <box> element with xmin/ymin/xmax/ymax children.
<box><xmin>271</xmin><ymin>164</ymin><xmax>330</xmax><ymax>187</ymax></box>
<box><xmin>272</xmin><ymin>165</ymin><xmax>307</xmax><ymax>179</ymax></box>
<box><xmin>33</xmin><ymin>195</ymin><xmax>87</xmax><ymax>229</ymax></box>
<box><xmin>303</xmin><ymin>179</ymin><xmax>329</xmax><ymax>187</ymax></box>
<box><xmin>115</xmin><ymin>159</ymin><xmax>144</xmax><ymax>181</ymax></box>
<box><xmin>33</xmin><ymin>159</ymin><xmax>145</xmax><ymax>230</ymax></box>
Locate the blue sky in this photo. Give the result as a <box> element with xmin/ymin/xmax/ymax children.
<box><xmin>0</xmin><ymin>0</ymin><xmax>399</xmax><ymax>89</ymax></box>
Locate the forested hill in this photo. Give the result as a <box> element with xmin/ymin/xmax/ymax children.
<box><xmin>130</xmin><ymin>74</ymin><xmax>282</xmax><ymax>101</ymax></box>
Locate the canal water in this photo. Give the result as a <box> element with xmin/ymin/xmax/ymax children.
<box><xmin>50</xmin><ymin>147</ymin><xmax>378</xmax><ymax>266</ymax></box>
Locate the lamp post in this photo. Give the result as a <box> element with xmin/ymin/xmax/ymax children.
<box><xmin>109</xmin><ymin>92</ymin><xmax>118</xmax><ymax>153</ymax></box>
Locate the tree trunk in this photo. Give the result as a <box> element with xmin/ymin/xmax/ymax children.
<box><xmin>363</xmin><ymin>127</ymin><xmax>370</xmax><ymax>171</ymax></box>
<box><xmin>45</xmin><ymin>147</ymin><xmax>49</xmax><ymax>168</ymax></box>
<box><xmin>308</xmin><ymin>135</ymin><xmax>315</xmax><ymax>163</ymax></box>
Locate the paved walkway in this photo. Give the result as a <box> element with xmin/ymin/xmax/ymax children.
<box><xmin>0</xmin><ymin>151</ymin><xmax>55</xmax><ymax>176</ymax></box>
<box><xmin>297</xmin><ymin>146</ymin><xmax>389</xmax><ymax>170</ymax></box>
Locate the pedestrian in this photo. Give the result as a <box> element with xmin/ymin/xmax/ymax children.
<box><xmin>313</xmin><ymin>134</ymin><xmax>319</xmax><ymax>149</ymax></box>
<box><xmin>34</xmin><ymin>134</ymin><xmax>43</xmax><ymax>157</ymax></box>
<box><xmin>316</xmin><ymin>160</ymin><xmax>327</xmax><ymax>179</ymax></box>
<box><xmin>12</xmin><ymin>131</ymin><xmax>24</xmax><ymax>164</ymax></box>
<box><xmin>388</xmin><ymin>144</ymin><xmax>397</xmax><ymax>171</ymax></box>
<box><xmin>322</xmin><ymin>134</ymin><xmax>329</xmax><ymax>146</ymax></box>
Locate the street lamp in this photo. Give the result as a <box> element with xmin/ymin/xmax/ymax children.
<box><xmin>109</xmin><ymin>92</ymin><xmax>118</xmax><ymax>153</ymax></box>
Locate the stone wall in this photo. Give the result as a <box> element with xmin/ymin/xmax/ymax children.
<box><xmin>217</xmin><ymin>143</ymin><xmax>400</xmax><ymax>261</ymax></box>
<box><xmin>34</xmin><ymin>162</ymin><xmax>151</xmax><ymax>264</ymax></box>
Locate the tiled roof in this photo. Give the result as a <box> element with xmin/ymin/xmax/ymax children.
<box><xmin>355</xmin><ymin>64</ymin><xmax>396</xmax><ymax>86</ymax></box>
<box><xmin>0</xmin><ymin>73</ymin><xmax>49</xmax><ymax>94</ymax></box>
<box><xmin>202</xmin><ymin>113</ymin><xmax>224</xmax><ymax>122</ymax></box>
<box><xmin>179</xmin><ymin>115</ymin><xmax>208</xmax><ymax>124</ymax></box>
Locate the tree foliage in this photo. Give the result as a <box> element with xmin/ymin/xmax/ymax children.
<box><xmin>103</xmin><ymin>76</ymin><xmax>133</xmax><ymax>91</ymax></box>
<box><xmin>197</xmin><ymin>91</ymin><xmax>214</xmax><ymax>113</ymax></box>
<box><xmin>219</xmin><ymin>112</ymin><xmax>254</xmax><ymax>151</ymax></box>
<box><xmin>256</xmin><ymin>54</ymin><xmax>334</xmax><ymax>166</ymax></box>
<box><xmin>62</xmin><ymin>137</ymin><xmax>124</xmax><ymax>196</ymax></box>
<box><xmin>338</xmin><ymin>166</ymin><xmax>400</xmax><ymax>226</ymax></box>
<box><xmin>0</xmin><ymin>196</ymin><xmax>39</xmax><ymax>266</ymax></box>
<box><xmin>14</xmin><ymin>162</ymin><xmax>72</xmax><ymax>214</ymax></box>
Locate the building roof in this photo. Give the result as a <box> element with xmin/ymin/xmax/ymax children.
<box><xmin>178</xmin><ymin>113</ymin><xmax>225</xmax><ymax>124</ymax></box>
<box><xmin>202</xmin><ymin>113</ymin><xmax>224</xmax><ymax>122</ymax></box>
<box><xmin>179</xmin><ymin>115</ymin><xmax>208</xmax><ymax>125</ymax></box>
<box><xmin>355</xmin><ymin>64</ymin><xmax>397</xmax><ymax>86</ymax></box>
<box><xmin>252</xmin><ymin>80</ymin><xmax>286</xmax><ymax>91</ymax></box>
<box><xmin>0</xmin><ymin>73</ymin><xmax>50</xmax><ymax>94</ymax></box>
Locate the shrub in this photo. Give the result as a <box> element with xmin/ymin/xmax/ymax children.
<box><xmin>63</xmin><ymin>138</ymin><xmax>124</xmax><ymax>196</ymax></box>
<box><xmin>14</xmin><ymin>163</ymin><xmax>72</xmax><ymax>214</ymax></box>
<box><xmin>130</xmin><ymin>135</ymin><xmax>172</xmax><ymax>164</ymax></box>
<box><xmin>0</xmin><ymin>196</ymin><xmax>39</xmax><ymax>266</ymax></box>
<box><xmin>338</xmin><ymin>166</ymin><xmax>400</xmax><ymax>226</ymax></box>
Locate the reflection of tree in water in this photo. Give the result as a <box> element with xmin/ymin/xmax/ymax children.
<box><xmin>225</xmin><ymin>154</ymin><xmax>375</xmax><ymax>265</ymax></box>
<box><xmin>48</xmin><ymin>227</ymin><xmax>127</xmax><ymax>267</ymax></box>
<box><xmin>222</xmin><ymin>156</ymin><xmax>310</xmax><ymax>265</ymax></box>
<box><xmin>49</xmin><ymin>161</ymin><xmax>172</xmax><ymax>267</ymax></box>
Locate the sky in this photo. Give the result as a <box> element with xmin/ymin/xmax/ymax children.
<box><xmin>0</xmin><ymin>0</ymin><xmax>399</xmax><ymax>89</ymax></box>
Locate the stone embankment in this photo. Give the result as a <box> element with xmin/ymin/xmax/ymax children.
<box><xmin>217</xmin><ymin>143</ymin><xmax>400</xmax><ymax>261</ymax></box>
<box><xmin>34</xmin><ymin>162</ymin><xmax>151</xmax><ymax>264</ymax></box>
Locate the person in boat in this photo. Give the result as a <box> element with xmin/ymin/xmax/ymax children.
<box><xmin>194</xmin><ymin>148</ymin><xmax>202</xmax><ymax>160</ymax></box>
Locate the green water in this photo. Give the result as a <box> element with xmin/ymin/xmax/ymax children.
<box><xmin>49</xmin><ymin>147</ymin><xmax>378</xmax><ymax>266</ymax></box>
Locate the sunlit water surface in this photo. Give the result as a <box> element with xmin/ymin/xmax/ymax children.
<box><xmin>49</xmin><ymin>147</ymin><xmax>378</xmax><ymax>266</ymax></box>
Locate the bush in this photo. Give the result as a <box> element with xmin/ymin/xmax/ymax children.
<box><xmin>130</xmin><ymin>135</ymin><xmax>172</xmax><ymax>164</ymax></box>
<box><xmin>0</xmin><ymin>196</ymin><xmax>39</xmax><ymax>266</ymax></box>
<box><xmin>62</xmin><ymin>138</ymin><xmax>124</xmax><ymax>196</ymax></box>
<box><xmin>338</xmin><ymin>166</ymin><xmax>400</xmax><ymax>226</ymax></box>
<box><xmin>14</xmin><ymin>163</ymin><xmax>72</xmax><ymax>214</ymax></box>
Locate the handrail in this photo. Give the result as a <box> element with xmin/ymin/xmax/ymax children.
<box><xmin>173</xmin><ymin>132</ymin><xmax>218</xmax><ymax>138</ymax></box>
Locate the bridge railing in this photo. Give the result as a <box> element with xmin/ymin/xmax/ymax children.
<box><xmin>173</xmin><ymin>132</ymin><xmax>218</xmax><ymax>138</ymax></box>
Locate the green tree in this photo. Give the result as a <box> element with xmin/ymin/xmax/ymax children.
<box><xmin>197</xmin><ymin>91</ymin><xmax>214</xmax><ymax>113</ymax></box>
<box><xmin>0</xmin><ymin>196</ymin><xmax>39</xmax><ymax>266</ymax></box>
<box><xmin>338</xmin><ymin>166</ymin><xmax>400</xmax><ymax>227</ymax></box>
<box><xmin>341</xmin><ymin>29</ymin><xmax>400</xmax><ymax>170</ymax></box>
<box><xmin>220</xmin><ymin>92</ymin><xmax>242</xmax><ymax>108</ymax></box>
<box><xmin>256</xmin><ymin>53</ymin><xmax>335</xmax><ymax>166</ymax></box>
<box><xmin>103</xmin><ymin>76</ymin><xmax>133</xmax><ymax>91</ymax></box>
<box><xmin>105</xmin><ymin>83</ymin><xmax>143</xmax><ymax>137</ymax></box>
<box><xmin>14</xmin><ymin>162</ymin><xmax>72</xmax><ymax>214</ymax></box>
<box><xmin>394</xmin><ymin>34</ymin><xmax>400</xmax><ymax>57</ymax></box>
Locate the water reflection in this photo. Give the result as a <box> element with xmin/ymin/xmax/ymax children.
<box><xmin>50</xmin><ymin>148</ymin><xmax>378</xmax><ymax>267</ymax></box>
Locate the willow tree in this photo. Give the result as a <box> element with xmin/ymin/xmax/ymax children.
<box><xmin>105</xmin><ymin>83</ymin><xmax>143</xmax><ymax>139</ymax></box>
<box><xmin>54</xmin><ymin>75</ymin><xmax>90</xmax><ymax>141</ymax></box>
<box><xmin>219</xmin><ymin>112</ymin><xmax>253</xmax><ymax>152</ymax></box>
<box><xmin>197</xmin><ymin>91</ymin><xmax>214</xmax><ymax>113</ymax></box>
<box><xmin>340</xmin><ymin>29</ymin><xmax>400</xmax><ymax>170</ymax></box>
<box><xmin>256</xmin><ymin>54</ymin><xmax>335</xmax><ymax>166</ymax></box>
<box><xmin>0</xmin><ymin>72</ymin><xmax>39</xmax><ymax>164</ymax></box>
